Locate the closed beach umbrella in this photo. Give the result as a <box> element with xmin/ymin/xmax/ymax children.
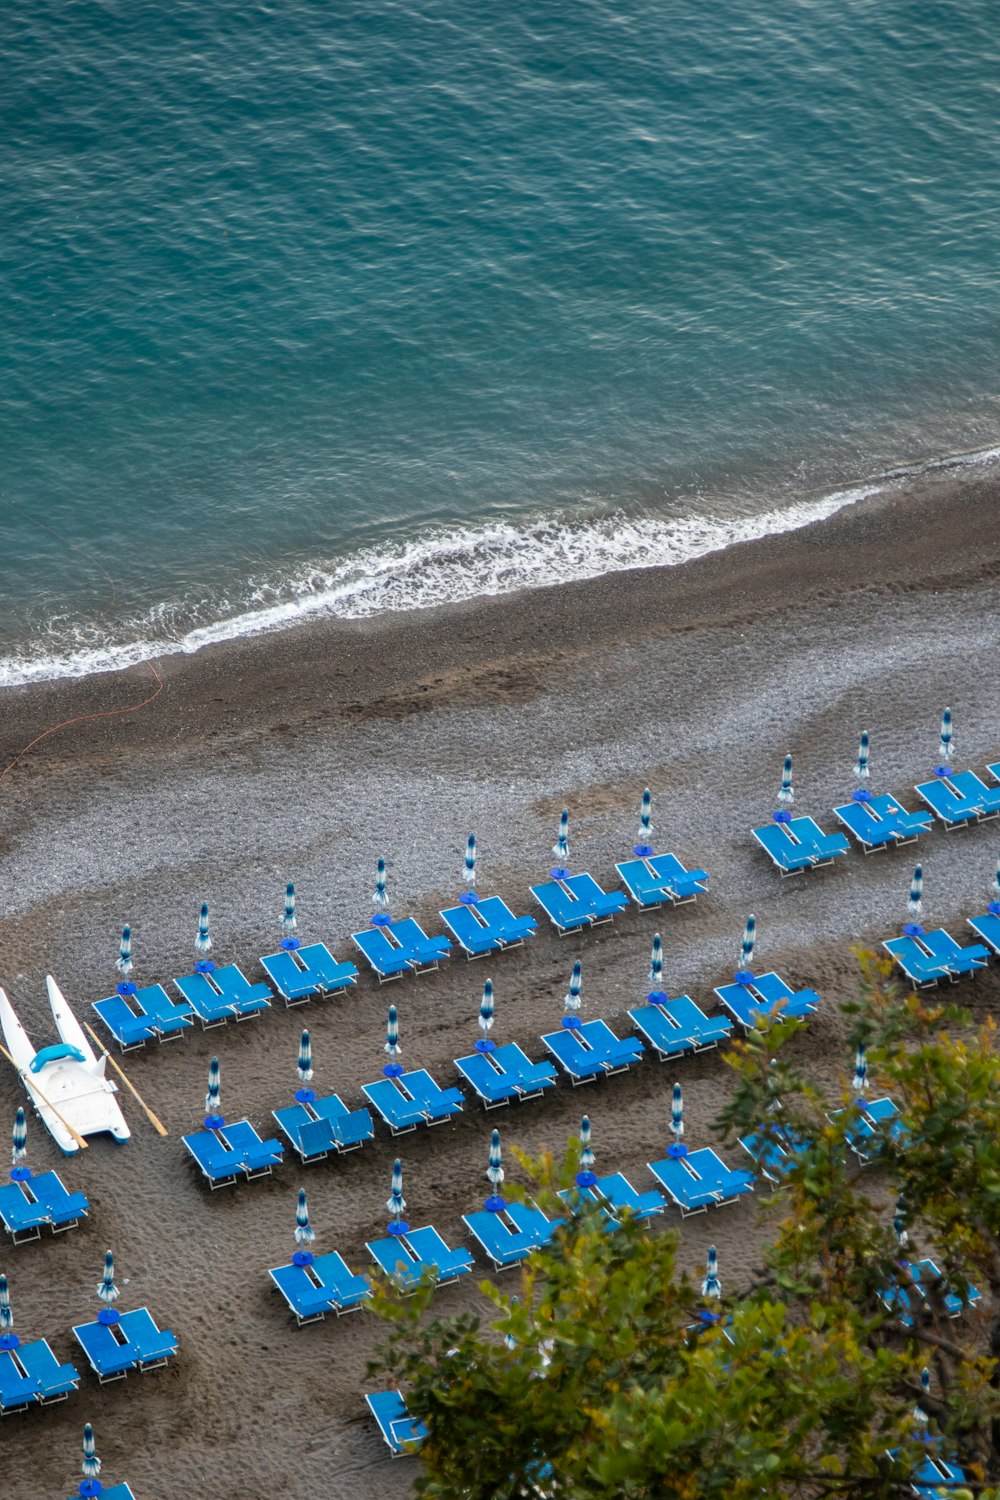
<box><xmin>0</xmin><ymin>1273</ymin><xmax>13</xmax><ymax>1345</ymax></box>
<box><xmin>564</xmin><ymin>960</ymin><xmax>583</xmax><ymax>1014</ymax></box>
<box><xmin>297</xmin><ymin>1030</ymin><xmax>313</xmax><ymax>1084</ymax></box>
<box><xmin>195</xmin><ymin>901</ymin><xmax>211</xmax><ymax>954</ymax></box>
<box><xmin>82</xmin><ymin>1423</ymin><xmax>102</xmax><ymax>1482</ymax></box>
<box><xmin>638</xmin><ymin>787</ymin><xmax>653</xmax><ymax>842</ymax></box>
<box><xmin>576</xmin><ymin>1113</ymin><xmax>597</xmax><ymax>1188</ymax></box>
<box><xmin>11</xmin><ymin>1106</ymin><xmax>27</xmax><ymax>1167</ymax></box>
<box><xmin>852</xmin><ymin>1042</ymin><xmax>868</xmax><ymax>1098</ymax></box>
<box><xmin>669</xmin><ymin>1081</ymin><xmax>685</xmax><ymax>1155</ymax></box>
<box><xmin>374</xmin><ymin>857</ymin><xmax>389</xmax><ymax>910</ymax></box>
<box><xmin>97</xmin><ymin>1250</ymin><xmax>119</xmax><ymax>1305</ymax></box>
<box><xmin>464</xmin><ymin>834</ymin><xmax>477</xmax><ymax>892</ymax></box>
<box><xmin>741</xmin><ymin>915</ymin><xmax>756</xmax><ymax>967</ymax></box>
<box><xmin>777</xmin><ymin>753</ymin><xmax>794</xmax><ymax>806</ymax></box>
<box><xmin>908</xmin><ymin>864</ymin><xmax>923</xmax><ymax>917</ymax></box>
<box><xmin>485</xmin><ymin>1128</ymin><xmax>506</xmax><ymax>1211</ymax></box>
<box><xmin>701</xmin><ymin>1245</ymin><xmax>722</xmax><ymax>1300</ymax></box>
<box><xmin>386</xmin><ymin>1158</ymin><xmax>408</xmax><ymax>1235</ymax></box>
<box><xmin>116</xmin><ymin>924</ymin><xmax>133</xmax><ymax>976</ymax></box>
<box><xmin>993</xmin><ymin>856</ymin><xmax>1000</xmax><ymax>898</ymax></box>
<box><xmin>295</xmin><ymin>1188</ymin><xmax>315</xmax><ymax>1247</ymax></box>
<box><xmin>939</xmin><ymin>707</ymin><xmax>953</xmax><ymax>766</ymax></box>
<box><xmin>204</xmin><ymin>1056</ymin><xmax>223</xmax><ymax>1126</ymax></box>
<box><xmin>855</xmin><ymin>730</ymin><xmax>870</xmax><ymax>783</ymax></box>
<box><xmin>649</xmin><ymin>932</ymin><xmax>663</xmax><ymax>987</ymax></box>
<box><xmin>477</xmin><ymin>979</ymin><xmax>495</xmax><ymax>1053</ymax></box>
<box><xmin>282</xmin><ymin>881</ymin><xmax>297</xmax><ymax>935</ymax></box>
<box><xmin>383</xmin><ymin>1004</ymin><xmax>402</xmax><ymax>1076</ymax></box>
<box><xmin>504</xmin><ymin>1298</ymin><xmax>519</xmax><ymax>1351</ymax></box>
<box><xmin>914</xmin><ymin>1366</ymin><xmax>931</xmax><ymax>1427</ymax></box>
<box><xmin>893</xmin><ymin>1190</ymin><xmax>908</xmax><ymax>1248</ymax></box>
<box><xmin>553</xmin><ymin>808</ymin><xmax>570</xmax><ymax>860</ymax></box>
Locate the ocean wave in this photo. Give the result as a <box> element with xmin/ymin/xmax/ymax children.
<box><xmin>0</xmin><ymin>480</ymin><xmax>886</xmax><ymax>688</ymax></box>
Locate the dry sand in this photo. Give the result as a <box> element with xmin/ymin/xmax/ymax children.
<box><xmin>2</xmin><ymin>463</ymin><xmax>1000</xmax><ymax>1499</ymax></box>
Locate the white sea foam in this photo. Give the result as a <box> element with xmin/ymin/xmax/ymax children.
<box><xmin>0</xmin><ymin>480</ymin><xmax>887</xmax><ymax>688</ymax></box>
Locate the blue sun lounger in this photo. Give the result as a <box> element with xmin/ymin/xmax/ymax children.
<box><xmin>218</xmin><ymin>1120</ymin><xmax>283</xmax><ymax>1176</ymax></box>
<box><xmin>475</xmin><ymin>897</ymin><xmax>537</xmax><ymax>945</ymax></box>
<box><xmin>173</xmin><ymin>972</ymin><xmax>238</xmax><ymax>1028</ymax></box>
<box><xmin>881</xmin><ymin>1257</ymin><xmax>980</xmax><ymax>1326</ymax></box>
<box><xmin>562</xmin><ymin>872</ymin><xmax>629</xmax><ymax>920</ymax></box>
<box><xmin>714</xmin><ymin>971</ymin><xmax>820</xmax><ymax>1031</ymax></box>
<box><xmin>366</xmin><ymin>1390</ymin><xmax>427</xmax><ymax>1457</ymax></box>
<box><xmin>386</xmin><ymin>918</ymin><xmax>452</xmax><ymax>972</ymax></box>
<box><xmin>351</xmin><ymin>927</ymin><xmax>415</xmax><ymax>981</ymax></box>
<box><xmin>25</xmin><ymin>1170</ymin><xmax>89</xmax><ymax>1232</ymax></box>
<box><xmin>968</xmin><ymin>910</ymin><xmax>1000</xmax><ymax>955</ymax></box>
<box><xmin>0</xmin><ymin>1183</ymin><xmax>50</xmax><ymax>1244</ymax></box>
<box><xmin>367</xmin><ymin>1227</ymin><xmax>474</xmax><ymax>1291</ymax></box>
<box><xmin>273</xmin><ymin>1095</ymin><xmax>375</xmax><ymax>1161</ymax></box>
<box><xmin>541</xmin><ymin>1020</ymin><xmax>642</xmax><ymax>1084</ymax></box>
<box><xmin>72</xmin><ymin>1320</ymin><xmax>139</xmax><ymax>1383</ymax></box>
<box><xmin>530</xmin><ymin>880</ymin><xmax>598</xmax><ymax>935</ymax></box>
<box><xmin>439</xmin><ymin>903</ymin><xmax>504</xmax><ymax>957</ymax></box>
<box><xmin>506</xmin><ymin>1199</ymin><xmax>562</xmax><ymax>1246</ymax></box>
<box><xmin>914</xmin><ymin>777</ymin><xmax>982</xmax><ymax>829</ymax></box>
<box><xmin>209</xmin><ymin>964</ymin><xmax>272</xmax><ymax>1017</ymax></box>
<box><xmin>833</xmin><ymin>799</ymin><xmax>908</xmax><ymax>853</ymax></box>
<box><xmin>401</xmin><ymin>1068</ymin><xmax>464</xmax><ymax>1120</ymax></box>
<box><xmin>840</xmin><ymin>1096</ymin><xmax>907</xmax><ymax>1163</ymax></box>
<box><xmin>294</xmin><ymin>942</ymin><xmax>359</xmax><ymax>993</ymax></box>
<box><xmin>183</xmin><ymin>1129</ymin><xmax>246</xmax><ymax>1188</ymax></box>
<box><xmin>116</xmin><ymin>1308</ymin><xmax>178</xmax><ymax>1372</ymax></box>
<box><xmin>648</xmin><ymin>1147</ymin><xmax>754</xmax><ymax>1216</ymax></box>
<box><xmin>270</xmin><ymin>1251</ymin><xmax>370</xmax><ymax>1324</ymax></box>
<box><xmin>616</xmin><ymin>852</ymin><xmax>709</xmax><ymax>906</ymax></box>
<box><xmin>910</xmin><ymin>1455</ymin><xmax>968</xmax><ymax>1499</ymax></box>
<box><xmin>580</xmin><ymin>1172</ymin><xmax>667</xmax><ymax>1222</ymax></box>
<box><xmin>751</xmin><ymin>822</ymin><xmax>819</xmax><ymax>875</ymax></box>
<box><xmin>0</xmin><ymin>1350</ymin><xmax>40</xmax><ymax>1412</ymax></box>
<box><xmin>134</xmin><ymin>983</ymin><xmax>193</xmax><ymax>1039</ymax></box>
<box><xmin>461</xmin><ymin>1209</ymin><xmax>537</xmax><ymax>1269</ymax></box>
<box><xmin>455</xmin><ymin>1051</ymin><xmax>523</xmax><ymax>1107</ymax></box>
<box><xmin>918</xmin><ymin>928</ymin><xmax>989</xmax><ymax>976</ymax></box>
<box><xmin>786</xmin><ymin>816</ymin><xmax>849</xmax><ymax>864</ymax></box>
<box><xmin>92</xmin><ymin>994</ymin><xmax>160</xmax><ymax>1052</ymax></box>
<box><xmin>948</xmin><ymin>769</ymin><xmax>1000</xmax><ymax>817</ymax></box>
<box><xmin>492</xmin><ymin>1043</ymin><xmax>559</xmax><ymax>1097</ymax></box>
<box><xmin>14</xmin><ymin>1338</ymin><xmax>79</xmax><ymax>1402</ymax></box>
<box><xmin>864</xmin><ymin>793</ymin><xmax>934</xmax><ymax>839</ymax></box>
<box><xmin>360</xmin><ymin>1079</ymin><xmax>429</xmax><ymax>1135</ymax></box>
<box><xmin>260</xmin><ymin>949</ymin><xmax>326</xmax><ymax>1004</ymax></box>
<box><xmin>882</xmin><ymin>937</ymin><xmax>953</xmax><ymax>989</ymax></box>
<box><xmin>629</xmin><ymin>995</ymin><xmax>732</xmax><ymax>1059</ymax></box>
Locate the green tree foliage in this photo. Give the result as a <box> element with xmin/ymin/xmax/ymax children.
<box><xmin>367</xmin><ymin>953</ymin><xmax>999</xmax><ymax>1498</ymax></box>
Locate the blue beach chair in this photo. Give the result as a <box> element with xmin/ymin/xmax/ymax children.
<box><xmin>914</xmin><ymin>777</ymin><xmax>982</xmax><ymax>829</ymax></box>
<box><xmin>751</xmin><ymin>822</ymin><xmax>820</xmax><ymax>875</ymax></box>
<box><xmin>617</xmin><ymin>854</ymin><xmax>709</xmax><ymax>906</ymax></box>
<box><xmin>183</xmin><ymin>1129</ymin><xmax>246</xmax><ymax>1188</ymax></box>
<box><xmin>475</xmin><ymin>896</ymin><xmax>537</xmax><ymax>945</ymax></box>
<box><xmin>786</xmin><ymin>816</ymin><xmax>849</xmax><ymax>865</ymax></box>
<box><xmin>402</xmin><ymin>1226</ymin><xmax>475</xmax><ymax>1283</ymax></box>
<box><xmin>134</xmin><ymin>982</ymin><xmax>194</xmax><ymax>1039</ymax></box>
<box><xmin>461</xmin><ymin>1209</ymin><xmax>537</xmax><ymax>1269</ymax></box>
<box><xmin>439</xmin><ymin>903</ymin><xmax>504</xmax><ymax>957</ymax></box>
<box><xmin>562</xmin><ymin>872</ymin><xmax>629</xmax><ymax>921</ymax></box>
<box><xmin>541</xmin><ymin>1028</ymin><xmax>615</xmax><ymax>1085</ymax></box>
<box><xmin>627</xmin><ymin>1002</ymin><xmax>700</xmax><ymax>1060</ymax></box>
<box><xmin>173</xmin><ymin>972</ymin><xmax>237</xmax><ymax>1028</ymax></box>
<box><xmin>351</xmin><ymin>927</ymin><xmax>416</xmax><ymax>982</ymax></box>
<box><xmin>968</xmin><ymin>910</ymin><xmax>1000</xmax><ymax>956</ymax></box>
<box><xmin>361</xmin><ymin>1078</ymin><xmax>431</xmax><ymax>1135</ymax></box>
<box><xmin>386</xmin><ymin>917</ymin><xmax>452</xmax><ymax>973</ymax></box>
<box><xmin>948</xmin><ymin>769</ymin><xmax>1000</xmax><ymax>817</ymax></box>
<box><xmin>260</xmin><ymin>949</ymin><xmax>325</xmax><ymax>1005</ymax></box>
<box><xmin>116</xmin><ymin>1307</ymin><xmax>178</xmax><ymax>1371</ymax></box>
<box><xmin>270</xmin><ymin>1253</ymin><xmax>369</xmax><ymax>1324</ymax></box>
<box><xmin>295</xmin><ymin>942</ymin><xmax>359</xmax><ymax>993</ymax></box>
<box><xmin>218</xmin><ymin>1120</ymin><xmax>283</xmax><ymax>1177</ymax></box>
<box><xmin>366</xmin><ymin>1390</ymin><xmax>427</xmax><ymax>1457</ymax></box>
<box><xmin>833</xmin><ymin>799</ymin><xmax>903</xmax><ymax>853</ymax></box>
<box><xmin>714</xmin><ymin>971</ymin><xmax>819</xmax><ymax>1030</ymax></box>
<box><xmin>28</xmin><ymin>1170</ymin><xmax>89</xmax><ymax>1232</ymax></box>
<box><xmin>0</xmin><ymin>1349</ymin><xmax>39</xmax><ymax>1412</ymax></box>
<box><xmin>505</xmin><ymin>1199</ymin><xmax>562</xmax><ymax>1247</ymax></box>
<box><xmin>367</xmin><ymin>1230</ymin><xmax>468</xmax><ymax>1292</ymax></box>
<box><xmin>867</xmin><ymin>793</ymin><xmax>933</xmax><ymax>841</ymax></box>
<box><xmin>210</xmin><ymin>964</ymin><xmax>272</xmax><ymax>1017</ymax></box>
<box><xmin>92</xmin><ymin>993</ymin><xmax>159</xmax><ymax>1051</ymax></box>
<box><xmin>72</xmin><ymin>1320</ymin><xmax>138</xmax><ymax>1383</ymax></box>
<box><xmin>15</xmin><ymin>1338</ymin><xmax>80</xmax><ymax>1402</ymax></box>
<box><xmin>274</xmin><ymin>1095</ymin><xmax>374</xmax><ymax>1160</ymax></box>
<box><xmin>882</xmin><ymin>936</ymin><xmax>953</xmax><ymax>989</ymax></box>
<box><xmin>648</xmin><ymin>1146</ymin><xmax>753</xmax><ymax>1215</ymax></box>
<box><xmin>398</xmin><ymin>1068</ymin><xmax>464</xmax><ymax>1121</ymax></box>
<box><xmin>529</xmin><ymin>880</ymin><xmax>595</xmax><ymax>935</ymax></box>
<box><xmin>584</xmin><ymin>1172</ymin><xmax>667</xmax><ymax>1222</ymax></box>
<box><xmin>491</xmin><ymin>1043</ymin><xmax>558</xmax><ymax>1098</ymax></box>
<box><xmin>840</xmin><ymin>1096</ymin><xmax>907</xmax><ymax>1164</ymax></box>
<box><xmin>0</xmin><ymin>1183</ymin><xmax>49</xmax><ymax>1243</ymax></box>
<box><xmin>919</xmin><ymin>928</ymin><xmax>989</xmax><ymax>976</ymax></box>
<box><xmin>454</xmin><ymin>1050</ymin><xmax>523</xmax><ymax>1108</ymax></box>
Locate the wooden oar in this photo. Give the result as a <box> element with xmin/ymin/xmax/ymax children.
<box><xmin>0</xmin><ymin>1041</ymin><xmax>89</xmax><ymax>1151</ymax></box>
<box><xmin>84</xmin><ymin>1024</ymin><xmax>169</xmax><ymax>1138</ymax></box>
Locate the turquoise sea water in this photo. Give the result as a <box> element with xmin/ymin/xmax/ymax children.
<box><xmin>2</xmin><ymin>0</ymin><xmax>999</xmax><ymax>682</ymax></box>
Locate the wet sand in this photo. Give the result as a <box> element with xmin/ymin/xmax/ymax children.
<box><xmin>3</xmin><ymin>462</ymin><xmax>1000</xmax><ymax>1499</ymax></box>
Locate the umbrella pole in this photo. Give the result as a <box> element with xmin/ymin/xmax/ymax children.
<box><xmin>84</xmin><ymin>1024</ymin><xmax>168</xmax><ymax>1137</ymax></box>
<box><xmin>0</xmin><ymin>1042</ymin><xmax>90</xmax><ymax>1151</ymax></box>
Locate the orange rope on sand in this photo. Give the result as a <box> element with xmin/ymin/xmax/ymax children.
<box><xmin>0</xmin><ymin>659</ymin><xmax>165</xmax><ymax>786</ymax></box>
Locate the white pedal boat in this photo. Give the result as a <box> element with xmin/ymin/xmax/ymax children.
<box><xmin>0</xmin><ymin>976</ymin><xmax>130</xmax><ymax>1154</ymax></box>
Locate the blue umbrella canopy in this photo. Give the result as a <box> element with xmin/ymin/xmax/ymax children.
<box><xmin>464</xmin><ymin>834</ymin><xmax>477</xmax><ymax>891</ymax></box>
<box><xmin>297</xmin><ymin>1030</ymin><xmax>313</xmax><ymax>1083</ymax></box>
<box><xmin>295</xmin><ymin>1188</ymin><xmax>315</xmax><ymax>1247</ymax></box>
<box><xmin>740</xmin><ymin>915</ymin><xmax>756</xmax><ymax>967</ymax></box>
<box><xmin>195</xmin><ymin>901</ymin><xmax>211</xmax><ymax>954</ymax></box>
<box><xmin>638</xmin><ymin>787</ymin><xmax>653</xmax><ymax>841</ymax></box>
<box><xmin>115</xmin><ymin>925</ymin><xmax>133</xmax><ymax>976</ymax></box>
<box><xmin>649</xmin><ymin>933</ymin><xmax>663</xmax><ymax>987</ymax></box>
<box><xmin>11</xmin><ymin>1106</ymin><xmax>27</xmax><ymax>1167</ymax></box>
<box><xmin>852</xmin><ymin>1043</ymin><xmax>868</xmax><ymax>1098</ymax></box>
<box><xmin>855</xmin><ymin>730</ymin><xmax>870</xmax><ymax>784</ymax></box>
<box><xmin>374</xmin><ymin>857</ymin><xmax>389</xmax><ymax>910</ymax></box>
<box><xmin>701</xmin><ymin>1245</ymin><xmax>721</xmax><ymax>1300</ymax></box>
<box><xmin>97</xmin><ymin>1251</ymin><xmax>119</xmax><ymax>1305</ymax></box>
<box><xmin>777</xmin><ymin>753</ymin><xmax>794</xmax><ymax>806</ymax></box>
<box><xmin>908</xmin><ymin>864</ymin><xmax>923</xmax><ymax>917</ymax></box>
<box><xmin>552</xmin><ymin>808</ymin><xmax>570</xmax><ymax>860</ymax></box>
<box><xmin>939</xmin><ymin>707</ymin><xmax>953</xmax><ymax>767</ymax></box>
<box><xmin>282</xmin><ymin>881</ymin><xmax>297</xmax><ymax>934</ymax></box>
<box><xmin>82</xmin><ymin>1423</ymin><xmax>101</xmax><ymax>1481</ymax></box>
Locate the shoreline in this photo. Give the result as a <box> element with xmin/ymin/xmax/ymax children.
<box><xmin>3</xmin><ymin>456</ymin><xmax>1000</xmax><ymax>1498</ymax></box>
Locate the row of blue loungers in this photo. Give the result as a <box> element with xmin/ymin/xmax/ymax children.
<box><xmin>753</xmin><ymin>760</ymin><xmax>1000</xmax><ymax>876</ymax></box>
<box><xmin>882</xmin><ymin>908</ymin><xmax>1000</xmax><ymax>988</ymax></box>
<box><xmin>1</xmin><ymin>1308</ymin><xmax>177</xmax><ymax>1413</ymax></box>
